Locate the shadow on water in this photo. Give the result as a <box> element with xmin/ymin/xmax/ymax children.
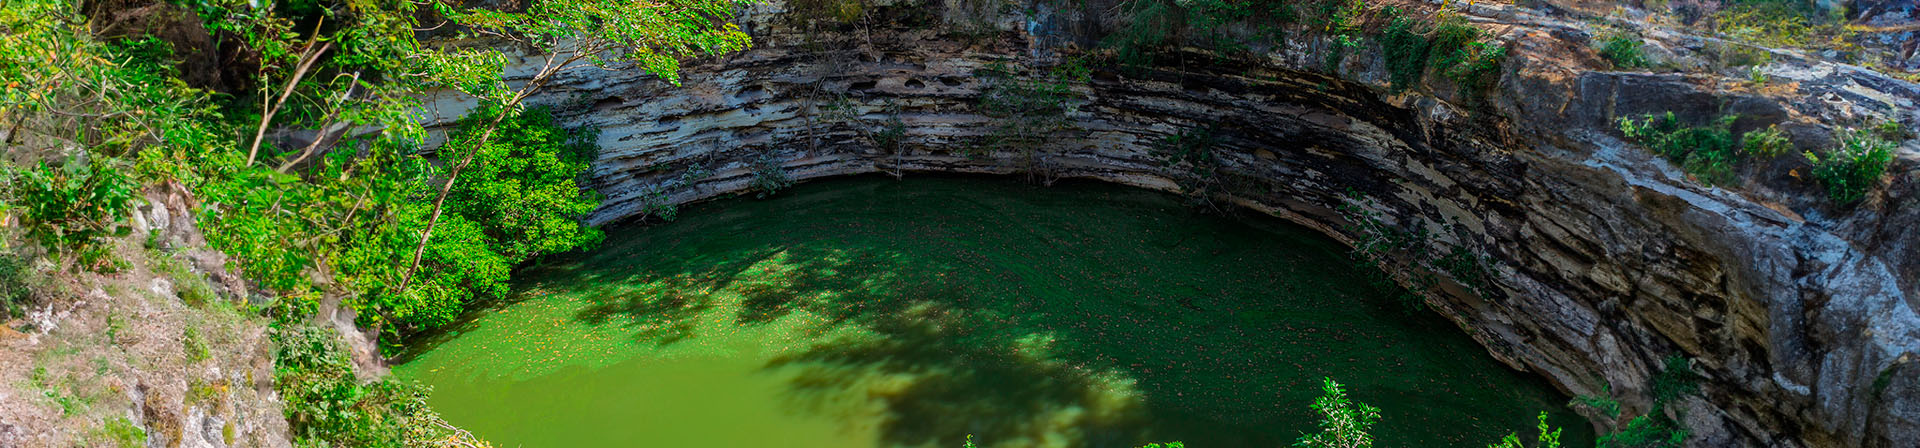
<box><xmin>406</xmin><ymin>174</ymin><xmax>1592</xmax><ymax>447</ymax></box>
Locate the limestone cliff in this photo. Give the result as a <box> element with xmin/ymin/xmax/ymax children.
<box><xmin>425</xmin><ymin>0</ymin><xmax>1920</xmax><ymax>446</ymax></box>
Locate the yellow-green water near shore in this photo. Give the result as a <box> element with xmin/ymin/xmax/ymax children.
<box><xmin>395</xmin><ymin>175</ymin><xmax>1591</xmax><ymax>447</ymax></box>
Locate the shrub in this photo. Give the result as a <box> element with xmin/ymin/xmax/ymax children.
<box><xmin>273</xmin><ymin>327</ymin><xmax>492</xmax><ymax>447</ymax></box>
<box><xmin>4</xmin><ymin>156</ymin><xmax>138</xmax><ymax>271</ymax></box>
<box><xmin>1740</xmin><ymin>125</ymin><xmax>1792</xmax><ymax>158</ymax></box>
<box><xmin>0</xmin><ymin>251</ymin><xmax>28</xmax><ymax>319</ymax></box>
<box><xmin>1618</xmin><ymin>113</ymin><xmax>1741</xmax><ymax>185</ymax></box>
<box><xmin>1325</xmin><ymin>34</ymin><xmax>1364</xmax><ymax>73</ymax></box>
<box><xmin>1570</xmin><ymin>383</ymin><xmax>1624</xmax><ymax>419</ymax></box>
<box><xmin>1446</xmin><ymin>42</ymin><xmax>1510</xmax><ymax>99</ymax></box>
<box><xmin>1599</xmin><ymin>34</ymin><xmax>1652</xmax><ymax>69</ymax></box>
<box><xmin>97</xmin><ymin>417</ymin><xmax>147</xmax><ymax>448</ymax></box>
<box><xmin>1648</xmin><ymin>355</ymin><xmax>1702</xmax><ymax>409</ymax></box>
<box><xmin>1804</xmin><ymin>128</ymin><xmax>1896</xmax><ymax>204</ymax></box>
<box><xmin>1872</xmin><ymin>120</ymin><xmax>1913</xmax><ymax>142</ymax></box>
<box><xmin>1156</xmin><ymin>126</ymin><xmax>1224</xmax><ymax>207</ymax></box>
<box><xmin>183</xmin><ymin>326</ymin><xmax>211</xmax><ymax>363</ymax></box>
<box><xmin>332</xmin><ymin>106</ymin><xmax>606</xmax><ymax>340</ymax></box>
<box><xmin>1428</xmin><ymin>12</ymin><xmax>1487</xmax><ymax>70</ymax></box>
<box><xmin>750</xmin><ymin>153</ymin><xmax>795</xmax><ymax>198</ymax></box>
<box><xmin>1598</xmin><ymin>414</ymin><xmax>1688</xmax><ymax>448</ymax></box>
<box><xmin>1380</xmin><ymin>12</ymin><xmax>1433</xmax><ymax>91</ymax></box>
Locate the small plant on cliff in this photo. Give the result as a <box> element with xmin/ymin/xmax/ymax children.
<box><xmin>1599</xmin><ymin>414</ymin><xmax>1688</xmax><ymax>448</ymax></box>
<box><xmin>1379</xmin><ymin>7</ymin><xmax>1494</xmax><ymax>93</ymax></box>
<box><xmin>96</xmin><ymin>417</ymin><xmax>146</xmax><ymax>448</ymax></box>
<box><xmin>1618</xmin><ymin>112</ymin><xmax>1742</xmax><ymax>185</ymax></box>
<box><xmin>1336</xmin><ymin>190</ymin><xmax>1435</xmax><ymax>312</ymax></box>
<box><xmin>1435</xmin><ymin>245</ymin><xmax>1491</xmax><ymax>294</ymax></box>
<box><xmin>751</xmin><ymin>153</ymin><xmax>795</xmax><ymax>198</ymax></box>
<box><xmin>1804</xmin><ymin>128</ymin><xmax>1896</xmax><ymax>205</ymax></box>
<box><xmin>1740</xmin><ymin>125</ymin><xmax>1793</xmax><ymax>158</ymax></box>
<box><xmin>1872</xmin><ymin>120</ymin><xmax>1914</xmax><ymax>142</ymax></box>
<box><xmin>1599</xmin><ymin>33</ymin><xmax>1652</xmax><ymax>69</ymax></box>
<box><xmin>1649</xmin><ymin>355</ymin><xmax>1703</xmax><ymax>406</ymax></box>
<box><xmin>1156</xmin><ymin>125</ymin><xmax>1227</xmax><ymax>209</ymax></box>
<box><xmin>1570</xmin><ymin>382</ymin><xmax>1624</xmax><ymax>420</ymax></box>
<box><xmin>1380</xmin><ymin>11</ymin><xmax>1433</xmax><ymax>91</ymax></box>
<box><xmin>1596</xmin><ymin>355</ymin><xmax>1700</xmax><ymax>448</ymax></box>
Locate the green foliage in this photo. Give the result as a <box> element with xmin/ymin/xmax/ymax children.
<box><xmin>149</xmin><ymin>250</ymin><xmax>220</xmax><ymax>306</ymax></box>
<box><xmin>1105</xmin><ymin>0</ymin><xmax>1299</xmax><ymax>66</ymax></box>
<box><xmin>976</xmin><ymin>59</ymin><xmax>1090</xmax><ymax>169</ymax></box>
<box><xmin>1325</xmin><ymin>34</ymin><xmax>1363</xmax><ymax>73</ymax></box>
<box><xmin>183</xmin><ymin>326</ymin><xmax>211</xmax><ymax>363</ymax></box>
<box><xmin>1380</xmin><ymin>12</ymin><xmax>1432</xmax><ymax>91</ymax></box>
<box><xmin>433</xmin><ymin>0</ymin><xmax>754</xmax><ymax>88</ymax></box>
<box><xmin>1872</xmin><ymin>121</ymin><xmax>1914</xmax><ymax>142</ymax></box>
<box><xmin>1598</xmin><ymin>414</ymin><xmax>1688</xmax><ymax>448</ymax></box>
<box><xmin>751</xmin><ymin>153</ymin><xmax>795</xmax><ymax>198</ymax></box>
<box><xmin>1311</xmin><ymin>0</ymin><xmax>1369</xmax><ymax>36</ymax></box>
<box><xmin>1740</xmin><ymin>125</ymin><xmax>1792</xmax><ymax>158</ymax></box>
<box><xmin>1295</xmin><ymin>377</ymin><xmax>1380</xmax><ymax>448</ymax></box>
<box><xmin>0</xmin><ymin>250</ymin><xmax>29</xmax><ymax>319</ymax></box>
<box><xmin>317</xmin><ymin>105</ymin><xmax>606</xmax><ymax>340</ymax></box>
<box><xmin>97</xmin><ymin>417</ymin><xmax>147</xmax><ymax>448</ymax></box>
<box><xmin>1445</xmin><ymin>42</ymin><xmax>1509</xmax><ymax>99</ymax></box>
<box><xmin>1435</xmin><ymin>245</ymin><xmax>1491</xmax><ymax>294</ymax></box>
<box><xmin>1804</xmin><ymin>128</ymin><xmax>1896</xmax><ymax>204</ymax></box>
<box><xmin>1379</xmin><ymin>8</ymin><xmax>1495</xmax><ymax>93</ymax></box>
<box><xmin>1649</xmin><ymin>355</ymin><xmax>1703</xmax><ymax>407</ymax></box>
<box><xmin>1593</xmin><ymin>355</ymin><xmax>1699</xmax><ymax>448</ymax></box>
<box><xmin>2</xmin><ymin>156</ymin><xmax>137</xmax><ymax>271</ymax></box>
<box><xmin>1618</xmin><ymin>113</ymin><xmax>1742</xmax><ymax>185</ymax></box>
<box><xmin>273</xmin><ymin>327</ymin><xmax>491</xmax><ymax>448</ymax></box>
<box><xmin>1156</xmin><ymin>126</ymin><xmax>1225</xmax><ymax>207</ymax></box>
<box><xmin>1599</xmin><ymin>34</ymin><xmax>1651</xmax><ymax>69</ymax></box>
<box><xmin>1714</xmin><ymin>1</ymin><xmax>1824</xmax><ymax>48</ymax></box>
<box><xmin>443</xmin><ymin>106</ymin><xmax>605</xmax><ymax>263</ymax></box>
<box><xmin>1571</xmin><ymin>383</ymin><xmax>1623</xmax><ymax>419</ymax></box>
<box><xmin>1107</xmin><ymin>0</ymin><xmax>1185</xmax><ymax>66</ymax></box>
<box><xmin>1488</xmin><ymin>412</ymin><xmax>1564</xmax><ymax>448</ymax></box>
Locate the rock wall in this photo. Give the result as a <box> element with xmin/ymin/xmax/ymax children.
<box><xmin>427</xmin><ymin>1</ymin><xmax>1920</xmax><ymax>446</ymax></box>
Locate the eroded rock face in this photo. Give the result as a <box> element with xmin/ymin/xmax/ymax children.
<box><xmin>428</xmin><ymin>1</ymin><xmax>1920</xmax><ymax>446</ymax></box>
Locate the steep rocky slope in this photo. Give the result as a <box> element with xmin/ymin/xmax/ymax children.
<box><xmin>425</xmin><ymin>0</ymin><xmax>1920</xmax><ymax>446</ymax></box>
<box><xmin>0</xmin><ymin>184</ymin><xmax>289</xmax><ymax>448</ymax></box>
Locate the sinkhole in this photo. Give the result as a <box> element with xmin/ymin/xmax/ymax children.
<box><xmin>395</xmin><ymin>175</ymin><xmax>1591</xmax><ymax>447</ymax></box>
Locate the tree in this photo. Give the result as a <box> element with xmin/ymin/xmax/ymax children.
<box><xmin>391</xmin><ymin>0</ymin><xmax>753</xmax><ymax>300</ymax></box>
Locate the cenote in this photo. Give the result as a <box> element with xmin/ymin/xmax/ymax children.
<box><xmin>395</xmin><ymin>175</ymin><xmax>1592</xmax><ymax>447</ymax></box>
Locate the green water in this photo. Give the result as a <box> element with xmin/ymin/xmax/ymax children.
<box><xmin>395</xmin><ymin>175</ymin><xmax>1592</xmax><ymax>448</ymax></box>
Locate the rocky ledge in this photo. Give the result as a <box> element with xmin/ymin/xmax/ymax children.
<box><xmin>426</xmin><ymin>0</ymin><xmax>1920</xmax><ymax>446</ymax></box>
